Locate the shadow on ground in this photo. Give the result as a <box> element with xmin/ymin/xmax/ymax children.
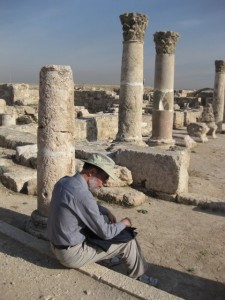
<box><xmin>111</xmin><ymin>260</ymin><xmax>225</xmax><ymax>300</ymax></box>
<box><xmin>1</xmin><ymin>207</ymin><xmax>225</xmax><ymax>300</ymax></box>
<box><xmin>193</xmin><ymin>205</ymin><xmax>225</xmax><ymax>216</ymax></box>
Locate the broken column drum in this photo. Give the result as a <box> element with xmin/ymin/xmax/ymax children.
<box><xmin>37</xmin><ymin>65</ymin><xmax>75</xmax><ymax>217</ymax></box>
<box><xmin>116</xmin><ymin>12</ymin><xmax>148</xmax><ymax>143</ymax></box>
<box><xmin>212</xmin><ymin>60</ymin><xmax>225</xmax><ymax>132</ymax></box>
<box><xmin>148</xmin><ymin>31</ymin><xmax>180</xmax><ymax>146</ymax></box>
<box><xmin>28</xmin><ymin>65</ymin><xmax>75</xmax><ymax>238</ymax></box>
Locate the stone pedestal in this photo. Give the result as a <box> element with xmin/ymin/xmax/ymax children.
<box><xmin>26</xmin><ymin>65</ymin><xmax>75</xmax><ymax>239</ymax></box>
<box><xmin>148</xmin><ymin>31</ymin><xmax>180</xmax><ymax>146</ymax></box>
<box><xmin>116</xmin><ymin>13</ymin><xmax>148</xmax><ymax>144</ymax></box>
<box><xmin>212</xmin><ymin>60</ymin><xmax>225</xmax><ymax>132</ymax></box>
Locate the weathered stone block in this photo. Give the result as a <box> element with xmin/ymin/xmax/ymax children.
<box><xmin>187</xmin><ymin>122</ymin><xmax>209</xmax><ymax>143</ymax></box>
<box><xmin>206</xmin><ymin>122</ymin><xmax>217</xmax><ymax>138</ymax></box>
<box><xmin>0</xmin><ymin>167</ymin><xmax>37</xmax><ymax>192</ymax></box>
<box><xmin>184</xmin><ymin>110</ymin><xmax>202</xmax><ymax>126</ymax></box>
<box><xmin>107</xmin><ymin>165</ymin><xmax>133</xmax><ymax>187</ymax></box>
<box><xmin>115</xmin><ymin>146</ymin><xmax>190</xmax><ymax>195</ymax></box>
<box><xmin>173</xmin><ymin>111</ymin><xmax>184</xmax><ymax>129</ymax></box>
<box><xmin>16</xmin><ymin>144</ymin><xmax>37</xmax><ymax>168</ymax></box>
<box><xmin>94</xmin><ymin>186</ymin><xmax>146</xmax><ymax>207</ymax></box>
<box><xmin>0</xmin><ymin>99</ymin><xmax>6</xmax><ymax>114</ymax></box>
<box><xmin>26</xmin><ymin>178</ymin><xmax>37</xmax><ymax>195</ymax></box>
<box><xmin>0</xmin><ymin>127</ymin><xmax>36</xmax><ymax>149</ymax></box>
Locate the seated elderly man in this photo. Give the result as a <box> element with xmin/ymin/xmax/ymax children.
<box><xmin>47</xmin><ymin>152</ymin><xmax>158</xmax><ymax>286</ymax></box>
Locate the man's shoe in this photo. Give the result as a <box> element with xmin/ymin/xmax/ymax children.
<box><xmin>138</xmin><ymin>274</ymin><xmax>158</xmax><ymax>287</ymax></box>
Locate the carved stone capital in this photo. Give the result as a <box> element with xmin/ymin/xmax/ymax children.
<box><xmin>154</xmin><ymin>31</ymin><xmax>180</xmax><ymax>54</ymax></box>
<box><xmin>215</xmin><ymin>60</ymin><xmax>225</xmax><ymax>73</ymax></box>
<box><xmin>120</xmin><ymin>13</ymin><xmax>148</xmax><ymax>43</ymax></box>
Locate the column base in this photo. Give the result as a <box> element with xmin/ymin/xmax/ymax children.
<box><xmin>25</xmin><ymin>209</ymin><xmax>48</xmax><ymax>240</ymax></box>
<box><xmin>115</xmin><ymin>134</ymin><xmax>146</xmax><ymax>146</ymax></box>
<box><xmin>147</xmin><ymin>137</ymin><xmax>175</xmax><ymax>148</ymax></box>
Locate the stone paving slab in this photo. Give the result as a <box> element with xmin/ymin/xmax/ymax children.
<box><xmin>177</xmin><ymin>192</ymin><xmax>225</xmax><ymax>211</ymax></box>
<box><xmin>0</xmin><ymin>126</ymin><xmax>37</xmax><ymax>149</ymax></box>
<box><xmin>0</xmin><ymin>159</ymin><xmax>36</xmax><ymax>192</ymax></box>
<box><xmin>0</xmin><ymin>220</ymin><xmax>182</xmax><ymax>300</ymax></box>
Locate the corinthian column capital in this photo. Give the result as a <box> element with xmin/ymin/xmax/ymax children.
<box><xmin>215</xmin><ymin>60</ymin><xmax>225</xmax><ymax>73</ymax></box>
<box><xmin>154</xmin><ymin>31</ymin><xmax>180</xmax><ymax>54</ymax></box>
<box><xmin>120</xmin><ymin>12</ymin><xmax>148</xmax><ymax>43</ymax></box>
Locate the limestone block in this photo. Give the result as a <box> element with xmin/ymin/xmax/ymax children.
<box><xmin>187</xmin><ymin>122</ymin><xmax>209</xmax><ymax>143</ymax></box>
<box><xmin>142</xmin><ymin>114</ymin><xmax>152</xmax><ymax>136</ymax></box>
<box><xmin>115</xmin><ymin>146</ymin><xmax>190</xmax><ymax>195</ymax></box>
<box><xmin>16</xmin><ymin>144</ymin><xmax>37</xmax><ymax>169</ymax></box>
<box><xmin>201</xmin><ymin>103</ymin><xmax>215</xmax><ymax>122</ymax></box>
<box><xmin>0</xmin><ymin>127</ymin><xmax>37</xmax><ymax>149</ymax></box>
<box><xmin>75</xmin><ymin>115</ymin><xmax>118</xmax><ymax>141</ymax></box>
<box><xmin>177</xmin><ymin>192</ymin><xmax>225</xmax><ymax>212</ymax></box>
<box><xmin>24</xmin><ymin>106</ymin><xmax>36</xmax><ymax>115</ymax></box>
<box><xmin>206</xmin><ymin>122</ymin><xmax>217</xmax><ymax>138</ymax></box>
<box><xmin>75</xmin><ymin>158</ymin><xmax>84</xmax><ymax>172</ymax></box>
<box><xmin>184</xmin><ymin>110</ymin><xmax>202</xmax><ymax>126</ymax></box>
<box><xmin>107</xmin><ymin>165</ymin><xmax>133</xmax><ymax>187</ymax></box>
<box><xmin>175</xmin><ymin>135</ymin><xmax>197</xmax><ymax>149</ymax></box>
<box><xmin>4</xmin><ymin>106</ymin><xmax>15</xmax><ymax>115</ymax></box>
<box><xmin>0</xmin><ymin>167</ymin><xmax>37</xmax><ymax>192</ymax></box>
<box><xmin>75</xmin><ymin>106</ymin><xmax>90</xmax><ymax>118</ymax></box>
<box><xmin>94</xmin><ymin>115</ymin><xmax>118</xmax><ymax>140</ymax></box>
<box><xmin>26</xmin><ymin>178</ymin><xmax>37</xmax><ymax>195</ymax></box>
<box><xmin>0</xmin><ymin>99</ymin><xmax>6</xmax><ymax>114</ymax></box>
<box><xmin>1</xmin><ymin>114</ymin><xmax>16</xmax><ymax>126</ymax></box>
<box><xmin>173</xmin><ymin>111</ymin><xmax>184</xmax><ymax>129</ymax></box>
<box><xmin>75</xmin><ymin>118</ymin><xmax>97</xmax><ymax>141</ymax></box>
<box><xmin>93</xmin><ymin>186</ymin><xmax>146</xmax><ymax>207</ymax></box>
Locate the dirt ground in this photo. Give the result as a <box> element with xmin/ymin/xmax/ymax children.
<box><xmin>0</xmin><ymin>134</ymin><xmax>225</xmax><ymax>300</ymax></box>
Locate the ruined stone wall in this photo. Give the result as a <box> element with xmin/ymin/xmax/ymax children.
<box><xmin>0</xmin><ymin>84</ymin><xmax>39</xmax><ymax>106</ymax></box>
<box><xmin>75</xmin><ymin>90</ymin><xmax>119</xmax><ymax>113</ymax></box>
<box><xmin>75</xmin><ymin>114</ymin><xmax>152</xmax><ymax>141</ymax></box>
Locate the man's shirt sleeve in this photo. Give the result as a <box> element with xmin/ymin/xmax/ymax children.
<box><xmin>75</xmin><ymin>190</ymin><xmax>125</xmax><ymax>240</ymax></box>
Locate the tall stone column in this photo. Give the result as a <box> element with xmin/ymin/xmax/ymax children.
<box><xmin>116</xmin><ymin>12</ymin><xmax>148</xmax><ymax>143</ymax></box>
<box><xmin>148</xmin><ymin>31</ymin><xmax>180</xmax><ymax>146</ymax></box>
<box><xmin>212</xmin><ymin>60</ymin><xmax>225</xmax><ymax>132</ymax></box>
<box><xmin>26</xmin><ymin>65</ymin><xmax>75</xmax><ymax>239</ymax></box>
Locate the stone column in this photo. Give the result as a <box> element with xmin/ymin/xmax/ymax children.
<box><xmin>26</xmin><ymin>65</ymin><xmax>75</xmax><ymax>239</ymax></box>
<box><xmin>212</xmin><ymin>60</ymin><xmax>225</xmax><ymax>132</ymax></box>
<box><xmin>116</xmin><ymin>12</ymin><xmax>148</xmax><ymax>143</ymax></box>
<box><xmin>148</xmin><ymin>31</ymin><xmax>180</xmax><ymax>146</ymax></box>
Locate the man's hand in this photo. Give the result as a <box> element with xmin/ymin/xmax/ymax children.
<box><xmin>107</xmin><ymin>210</ymin><xmax>117</xmax><ymax>223</ymax></box>
<box><xmin>121</xmin><ymin>217</ymin><xmax>132</xmax><ymax>227</ymax></box>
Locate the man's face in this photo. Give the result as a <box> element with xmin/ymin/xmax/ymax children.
<box><xmin>87</xmin><ymin>169</ymin><xmax>109</xmax><ymax>192</ymax></box>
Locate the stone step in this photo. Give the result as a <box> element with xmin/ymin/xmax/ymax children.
<box><xmin>0</xmin><ymin>158</ymin><xmax>37</xmax><ymax>193</ymax></box>
<box><xmin>0</xmin><ymin>125</ymin><xmax>37</xmax><ymax>149</ymax></box>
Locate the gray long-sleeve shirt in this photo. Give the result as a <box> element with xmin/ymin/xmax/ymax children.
<box><xmin>47</xmin><ymin>173</ymin><xmax>125</xmax><ymax>246</ymax></box>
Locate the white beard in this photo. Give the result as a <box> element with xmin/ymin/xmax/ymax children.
<box><xmin>88</xmin><ymin>177</ymin><xmax>100</xmax><ymax>192</ymax></box>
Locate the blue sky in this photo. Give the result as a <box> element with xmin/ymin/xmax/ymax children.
<box><xmin>0</xmin><ymin>0</ymin><xmax>224</xmax><ymax>89</ymax></box>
